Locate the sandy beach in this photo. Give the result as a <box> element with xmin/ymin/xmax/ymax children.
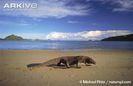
<box><xmin>0</xmin><ymin>50</ymin><xmax>133</xmax><ymax>86</ymax></box>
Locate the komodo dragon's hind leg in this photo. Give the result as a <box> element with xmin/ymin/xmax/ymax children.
<box><xmin>57</xmin><ymin>58</ymin><xmax>69</xmax><ymax>68</ymax></box>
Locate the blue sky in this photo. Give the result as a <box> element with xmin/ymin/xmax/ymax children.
<box><xmin>0</xmin><ymin>0</ymin><xmax>133</xmax><ymax>40</ymax></box>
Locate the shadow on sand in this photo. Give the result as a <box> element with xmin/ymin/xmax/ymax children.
<box><xmin>26</xmin><ymin>63</ymin><xmax>89</xmax><ymax>69</ymax></box>
<box><xmin>27</xmin><ymin>63</ymin><xmax>65</xmax><ymax>69</ymax></box>
<box><xmin>27</xmin><ymin>63</ymin><xmax>42</xmax><ymax>68</ymax></box>
<box><xmin>46</xmin><ymin>64</ymin><xmax>69</xmax><ymax>69</ymax></box>
<box><xmin>27</xmin><ymin>63</ymin><xmax>72</xmax><ymax>70</ymax></box>
<box><xmin>47</xmin><ymin>64</ymin><xmax>82</xmax><ymax>69</ymax></box>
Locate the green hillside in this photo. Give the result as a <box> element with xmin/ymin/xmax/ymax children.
<box><xmin>4</xmin><ymin>34</ymin><xmax>24</xmax><ymax>40</ymax></box>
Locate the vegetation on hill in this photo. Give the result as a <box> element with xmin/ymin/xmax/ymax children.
<box><xmin>4</xmin><ymin>34</ymin><xmax>24</xmax><ymax>40</ymax></box>
<box><xmin>101</xmin><ymin>34</ymin><xmax>133</xmax><ymax>41</ymax></box>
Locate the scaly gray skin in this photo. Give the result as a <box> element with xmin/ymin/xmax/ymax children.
<box><xmin>27</xmin><ymin>56</ymin><xmax>96</xmax><ymax>69</ymax></box>
<box><xmin>56</xmin><ymin>56</ymin><xmax>96</xmax><ymax>68</ymax></box>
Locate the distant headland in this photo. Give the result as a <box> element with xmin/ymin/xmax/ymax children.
<box><xmin>101</xmin><ymin>34</ymin><xmax>133</xmax><ymax>41</ymax></box>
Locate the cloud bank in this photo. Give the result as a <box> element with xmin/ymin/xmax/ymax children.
<box><xmin>46</xmin><ymin>30</ymin><xmax>131</xmax><ymax>40</ymax></box>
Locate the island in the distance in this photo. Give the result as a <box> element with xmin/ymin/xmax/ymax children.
<box><xmin>1</xmin><ymin>34</ymin><xmax>24</xmax><ymax>40</ymax></box>
<box><xmin>0</xmin><ymin>34</ymin><xmax>44</xmax><ymax>41</ymax></box>
<box><xmin>101</xmin><ymin>34</ymin><xmax>133</xmax><ymax>41</ymax></box>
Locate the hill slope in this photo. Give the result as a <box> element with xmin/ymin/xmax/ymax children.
<box><xmin>101</xmin><ymin>34</ymin><xmax>133</xmax><ymax>41</ymax></box>
<box><xmin>4</xmin><ymin>34</ymin><xmax>24</xmax><ymax>40</ymax></box>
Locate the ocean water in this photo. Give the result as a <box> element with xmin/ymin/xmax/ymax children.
<box><xmin>0</xmin><ymin>40</ymin><xmax>133</xmax><ymax>50</ymax></box>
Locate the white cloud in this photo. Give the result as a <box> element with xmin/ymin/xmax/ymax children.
<box><xmin>46</xmin><ymin>30</ymin><xmax>131</xmax><ymax>40</ymax></box>
<box><xmin>0</xmin><ymin>0</ymin><xmax>133</xmax><ymax>18</ymax></box>
<box><xmin>99</xmin><ymin>30</ymin><xmax>131</xmax><ymax>38</ymax></box>
<box><xmin>100</xmin><ymin>0</ymin><xmax>133</xmax><ymax>12</ymax></box>
<box><xmin>0</xmin><ymin>0</ymin><xmax>90</xmax><ymax>18</ymax></box>
<box><xmin>113</xmin><ymin>0</ymin><xmax>133</xmax><ymax>12</ymax></box>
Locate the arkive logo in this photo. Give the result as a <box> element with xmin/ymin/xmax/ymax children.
<box><xmin>3</xmin><ymin>2</ymin><xmax>38</xmax><ymax>9</ymax></box>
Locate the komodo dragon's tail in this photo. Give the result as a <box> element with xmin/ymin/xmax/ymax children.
<box><xmin>27</xmin><ymin>57</ymin><xmax>61</xmax><ymax>70</ymax></box>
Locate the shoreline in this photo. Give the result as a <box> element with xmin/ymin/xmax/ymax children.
<box><xmin>1</xmin><ymin>48</ymin><xmax>133</xmax><ymax>51</ymax></box>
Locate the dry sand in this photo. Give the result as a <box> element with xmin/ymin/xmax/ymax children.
<box><xmin>0</xmin><ymin>50</ymin><xmax>133</xmax><ymax>86</ymax></box>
